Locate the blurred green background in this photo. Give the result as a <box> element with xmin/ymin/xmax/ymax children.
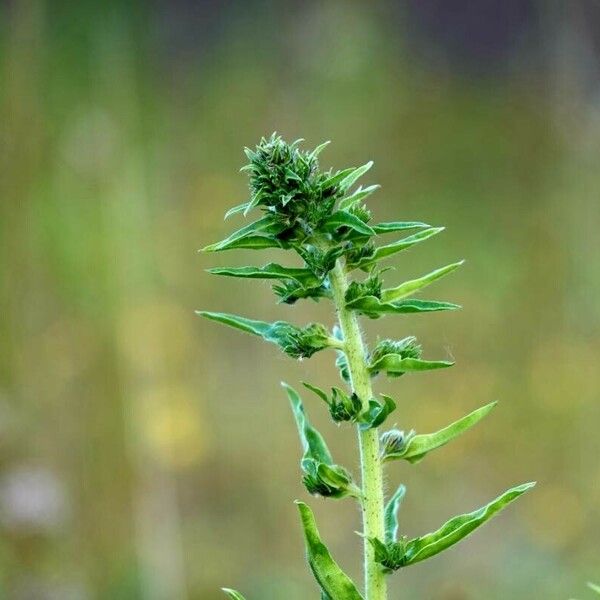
<box><xmin>1</xmin><ymin>1</ymin><xmax>599</xmax><ymax>598</ymax></box>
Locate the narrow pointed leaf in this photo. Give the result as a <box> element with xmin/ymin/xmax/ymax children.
<box><xmin>310</xmin><ymin>140</ymin><xmax>331</xmax><ymax>159</ymax></box>
<box><xmin>296</xmin><ymin>501</ymin><xmax>364</xmax><ymax>600</ymax></box>
<box><xmin>338</xmin><ymin>184</ymin><xmax>381</xmax><ymax>210</ymax></box>
<box><xmin>202</xmin><ymin>216</ymin><xmax>286</xmax><ymax>252</ymax></box>
<box><xmin>385</xmin><ymin>402</ymin><xmax>497</xmax><ymax>463</ymax></box>
<box><xmin>321</xmin><ymin>167</ymin><xmax>356</xmax><ymax>191</ymax></box>
<box><xmin>347</xmin><ymin>296</ymin><xmax>461</xmax><ymax>317</ymax></box>
<box><xmin>402</xmin><ymin>482</ymin><xmax>536</xmax><ymax>565</ymax></box>
<box><xmin>371</xmin><ymin>221</ymin><xmax>430</xmax><ymax>234</ymax></box>
<box><xmin>243</xmin><ymin>197</ymin><xmax>261</xmax><ymax>216</ymax></box>
<box><xmin>284</xmin><ymin>383</ymin><xmax>333</xmax><ymax>465</ymax></box>
<box><xmin>197</xmin><ymin>312</ymin><xmax>333</xmax><ymax>358</ymax></box>
<box><xmin>369</xmin><ymin>354</ymin><xmax>454</xmax><ymax>376</ymax></box>
<box><xmin>222</xmin><ymin>589</ymin><xmax>247</xmax><ymax>600</ymax></box>
<box><xmin>206</xmin><ymin>235</ymin><xmax>283</xmax><ymax>251</ymax></box>
<box><xmin>588</xmin><ymin>583</ymin><xmax>600</xmax><ymax>595</ymax></box>
<box><xmin>382</xmin><ymin>261</ymin><xmax>465</xmax><ymax>303</ymax></box>
<box><xmin>384</xmin><ymin>484</ymin><xmax>406</xmax><ymax>544</ymax></box>
<box><xmin>198</xmin><ymin>311</ymin><xmax>273</xmax><ymax>337</ymax></box>
<box><xmin>359</xmin><ymin>394</ymin><xmax>396</xmax><ymax>430</ymax></box>
<box><xmin>302</xmin><ymin>381</ymin><xmax>330</xmax><ymax>405</ymax></box>
<box><xmin>207</xmin><ymin>263</ymin><xmax>318</xmax><ymax>285</ymax></box>
<box><xmin>322</xmin><ymin>210</ymin><xmax>376</xmax><ymax>237</ymax></box>
<box><xmin>224</xmin><ymin>202</ymin><xmax>251</xmax><ymax>219</ymax></box>
<box><xmin>338</xmin><ymin>161</ymin><xmax>373</xmax><ymax>192</ymax></box>
<box><xmin>352</xmin><ymin>227</ymin><xmax>444</xmax><ymax>269</ymax></box>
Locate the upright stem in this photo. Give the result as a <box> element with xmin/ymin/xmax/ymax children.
<box><xmin>329</xmin><ymin>260</ymin><xmax>387</xmax><ymax>600</ymax></box>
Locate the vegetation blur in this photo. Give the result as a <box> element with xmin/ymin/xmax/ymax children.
<box><xmin>1</xmin><ymin>1</ymin><xmax>599</xmax><ymax>598</ymax></box>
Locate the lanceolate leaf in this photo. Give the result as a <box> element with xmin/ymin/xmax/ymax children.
<box><xmin>402</xmin><ymin>482</ymin><xmax>536</xmax><ymax>566</ymax></box>
<box><xmin>381</xmin><ymin>261</ymin><xmax>465</xmax><ymax>303</ymax></box>
<box><xmin>338</xmin><ymin>161</ymin><xmax>373</xmax><ymax>192</ymax></box>
<box><xmin>285</xmin><ymin>384</ymin><xmax>360</xmax><ymax>498</ymax></box>
<box><xmin>369</xmin><ymin>355</ymin><xmax>454</xmax><ymax>377</ymax></box>
<box><xmin>359</xmin><ymin>394</ymin><xmax>396</xmax><ymax>430</ymax></box>
<box><xmin>302</xmin><ymin>381</ymin><xmax>329</xmax><ymax>404</ymax></box>
<box><xmin>346</xmin><ymin>296</ymin><xmax>461</xmax><ymax>318</ymax></box>
<box><xmin>296</xmin><ymin>501</ymin><xmax>365</xmax><ymax>600</ymax></box>
<box><xmin>224</xmin><ymin>202</ymin><xmax>251</xmax><ymax>219</ymax></box>
<box><xmin>222</xmin><ymin>589</ymin><xmax>247</xmax><ymax>600</ymax></box>
<box><xmin>207</xmin><ymin>263</ymin><xmax>319</xmax><ymax>285</ymax></box>
<box><xmin>384</xmin><ymin>484</ymin><xmax>406</xmax><ymax>544</ymax></box>
<box><xmin>197</xmin><ymin>312</ymin><xmax>334</xmax><ymax>359</ymax></box>
<box><xmin>384</xmin><ymin>402</ymin><xmax>497</xmax><ymax>463</ymax></box>
<box><xmin>309</xmin><ymin>140</ymin><xmax>331</xmax><ymax>159</ymax></box>
<box><xmin>322</xmin><ymin>167</ymin><xmax>357</xmax><ymax>191</ymax></box>
<box><xmin>208</xmin><ymin>235</ymin><xmax>284</xmax><ymax>251</ymax></box>
<box><xmin>370</xmin><ymin>221</ymin><xmax>430</xmax><ymax>234</ymax></box>
<box><xmin>322</xmin><ymin>210</ymin><xmax>376</xmax><ymax>237</ymax></box>
<box><xmin>202</xmin><ymin>216</ymin><xmax>287</xmax><ymax>252</ymax></box>
<box><xmin>285</xmin><ymin>383</ymin><xmax>333</xmax><ymax>466</ymax></box>
<box><xmin>351</xmin><ymin>227</ymin><xmax>445</xmax><ymax>269</ymax></box>
<box><xmin>588</xmin><ymin>583</ymin><xmax>600</xmax><ymax>595</ymax></box>
<box><xmin>338</xmin><ymin>184</ymin><xmax>381</xmax><ymax>210</ymax></box>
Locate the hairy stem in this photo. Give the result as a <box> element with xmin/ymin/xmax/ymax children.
<box><xmin>329</xmin><ymin>260</ymin><xmax>387</xmax><ymax>600</ymax></box>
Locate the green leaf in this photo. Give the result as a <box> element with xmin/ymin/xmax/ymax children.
<box><xmin>205</xmin><ymin>235</ymin><xmax>283</xmax><ymax>251</ymax></box>
<box><xmin>197</xmin><ymin>312</ymin><xmax>334</xmax><ymax>359</ymax></box>
<box><xmin>370</xmin><ymin>221</ymin><xmax>430</xmax><ymax>234</ymax></box>
<box><xmin>221</xmin><ymin>589</ymin><xmax>247</xmax><ymax>600</ymax></box>
<box><xmin>223</xmin><ymin>202</ymin><xmax>251</xmax><ymax>219</ymax></box>
<box><xmin>338</xmin><ymin>161</ymin><xmax>373</xmax><ymax>192</ymax></box>
<box><xmin>273</xmin><ymin>280</ymin><xmax>330</xmax><ymax>305</ymax></box>
<box><xmin>296</xmin><ymin>501</ymin><xmax>364</xmax><ymax>600</ymax></box>
<box><xmin>402</xmin><ymin>482</ymin><xmax>536</xmax><ymax>566</ymax></box>
<box><xmin>588</xmin><ymin>583</ymin><xmax>600</xmax><ymax>595</ymax></box>
<box><xmin>302</xmin><ymin>382</ymin><xmax>363</xmax><ymax>423</ymax></box>
<box><xmin>369</xmin><ymin>355</ymin><xmax>454</xmax><ymax>377</ymax></box>
<box><xmin>346</xmin><ymin>296</ymin><xmax>461</xmax><ymax>318</ymax></box>
<box><xmin>322</xmin><ymin>210</ymin><xmax>376</xmax><ymax>237</ymax></box>
<box><xmin>285</xmin><ymin>384</ymin><xmax>359</xmax><ymax>498</ymax></box>
<box><xmin>321</xmin><ymin>167</ymin><xmax>357</xmax><ymax>191</ymax></box>
<box><xmin>302</xmin><ymin>381</ymin><xmax>329</xmax><ymax>405</ymax></box>
<box><xmin>285</xmin><ymin>383</ymin><xmax>333</xmax><ymax>465</ymax></box>
<box><xmin>309</xmin><ymin>140</ymin><xmax>331</xmax><ymax>159</ymax></box>
<box><xmin>207</xmin><ymin>263</ymin><xmax>318</xmax><ymax>285</ymax></box>
<box><xmin>202</xmin><ymin>216</ymin><xmax>287</xmax><ymax>252</ymax></box>
<box><xmin>381</xmin><ymin>261</ymin><xmax>464</xmax><ymax>303</ymax></box>
<box><xmin>338</xmin><ymin>184</ymin><xmax>381</xmax><ymax>210</ymax></box>
<box><xmin>384</xmin><ymin>484</ymin><xmax>407</xmax><ymax>544</ymax></box>
<box><xmin>351</xmin><ymin>227</ymin><xmax>445</xmax><ymax>269</ymax></box>
<box><xmin>384</xmin><ymin>402</ymin><xmax>497</xmax><ymax>463</ymax></box>
<box><xmin>359</xmin><ymin>394</ymin><xmax>396</xmax><ymax>430</ymax></box>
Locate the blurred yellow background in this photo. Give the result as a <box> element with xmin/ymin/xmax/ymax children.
<box><xmin>1</xmin><ymin>1</ymin><xmax>599</xmax><ymax>598</ymax></box>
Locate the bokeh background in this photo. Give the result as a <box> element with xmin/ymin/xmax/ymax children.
<box><xmin>1</xmin><ymin>1</ymin><xmax>600</xmax><ymax>598</ymax></box>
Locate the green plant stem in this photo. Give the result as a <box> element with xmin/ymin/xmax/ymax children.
<box><xmin>329</xmin><ymin>260</ymin><xmax>387</xmax><ymax>600</ymax></box>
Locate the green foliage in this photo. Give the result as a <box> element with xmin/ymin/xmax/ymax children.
<box><xmin>197</xmin><ymin>312</ymin><xmax>337</xmax><ymax>359</ymax></box>
<box><xmin>369</xmin><ymin>482</ymin><xmax>535</xmax><ymax>571</ymax></box>
<box><xmin>286</xmin><ymin>384</ymin><xmax>360</xmax><ymax>499</ymax></box>
<box><xmin>200</xmin><ymin>134</ymin><xmax>534</xmax><ymax>599</ymax></box>
<box><xmin>367</xmin><ymin>337</ymin><xmax>453</xmax><ymax>378</ymax></box>
<box><xmin>382</xmin><ymin>402</ymin><xmax>497</xmax><ymax>463</ymax></box>
<box><xmin>302</xmin><ymin>382</ymin><xmax>363</xmax><ymax>423</ymax></box>
<box><xmin>296</xmin><ymin>501</ymin><xmax>364</xmax><ymax>600</ymax></box>
<box><xmin>381</xmin><ymin>261</ymin><xmax>464</xmax><ymax>303</ymax></box>
<box><xmin>384</xmin><ymin>484</ymin><xmax>406</xmax><ymax>544</ymax></box>
<box><xmin>222</xmin><ymin>589</ymin><xmax>248</xmax><ymax>600</ymax></box>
